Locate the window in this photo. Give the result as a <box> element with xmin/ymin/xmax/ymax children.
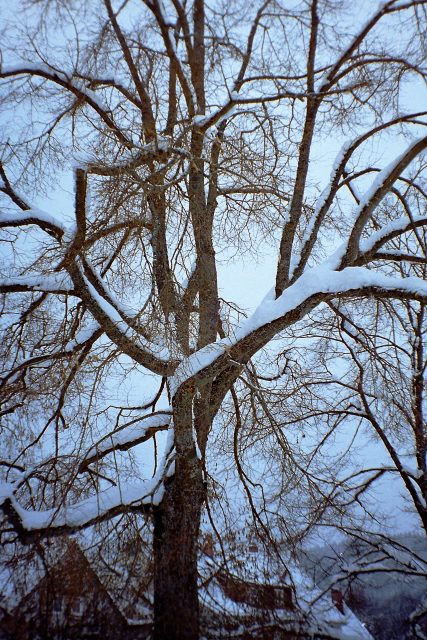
<box><xmin>71</xmin><ymin>597</ymin><xmax>85</xmax><ymax>617</ymax></box>
<box><xmin>273</xmin><ymin>586</ymin><xmax>293</xmax><ymax>609</ymax></box>
<box><xmin>53</xmin><ymin>598</ymin><xmax>65</xmax><ymax>614</ymax></box>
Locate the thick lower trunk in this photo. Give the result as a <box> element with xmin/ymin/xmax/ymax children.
<box><xmin>153</xmin><ymin>389</ymin><xmax>205</xmax><ymax>640</ymax></box>
<box><xmin>153</xmin><ymin>471</ymin><xmax>204</xmax><ymax>640</ymax></box>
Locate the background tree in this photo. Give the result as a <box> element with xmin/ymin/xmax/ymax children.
<box><xmin>1</xmin><ymin>1</ymin><xmax>427</xmax><ymax>638</ymax></box>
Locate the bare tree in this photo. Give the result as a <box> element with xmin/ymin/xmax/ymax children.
<box><xmin>273</xmin><ymin>239</ymin><xmax>427</xmax><ymax>536</ymax></box>
<box><xmin>331</xmin><ymin>293</ymin><xmax>427</xmax><ymax>533</ymax></box>
<box><xmin>1</xmin><ymin>0</ymin><xmax>427</xmax><ymax>638</ymax></box>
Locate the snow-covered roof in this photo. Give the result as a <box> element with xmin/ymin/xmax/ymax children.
<box><xmin>199</xmin><ymin>538</ymin><xmax>373</xmax><ymax>640</ymax></box>
<box><xmin>0</xmin><ymin>540</ymin><xmax>151</xmax><ymax>626</ymax></box>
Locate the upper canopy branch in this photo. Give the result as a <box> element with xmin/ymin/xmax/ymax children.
<box><xmin>103</xmin><ymin>0</ymin><xmax>157</xmax><ymax>141</ymax></box>
<box><xmin>318</xmin><ymin>0</ymin><xmax>427</xmax><ymax>93</ymax></box>
<box><xmin>339</xmin><ymin>136</ymin><xmax>427</xmax><ymax>267</ymax></box>
<box><xmin>0</xmin><ymin>65</ymin><xmax>133</xmax><ymax>148</ymax></box>
<box><xmin>290</xmin><ymin>114</ymin><xmax>427</xmax><ymax>280</ymax></box>
<box><xmin>144</xmin><ymin>0</ymin><xmax>196</xmax><ymax>116</ymax></box>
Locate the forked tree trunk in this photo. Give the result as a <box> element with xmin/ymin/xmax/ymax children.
<box><xmin>153</xmin><ymin>392</ymin><xmax>206</xmax><ymax>640</ymax></box>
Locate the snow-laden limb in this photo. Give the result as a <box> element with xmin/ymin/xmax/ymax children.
<box><xmin>337</xmin><ymin>135</ymin><xmax>427</xmax><ymax>266</ymax></box>
<box><xmin>82</xmin><ymin>259</ymin><xmax>150</xmax><ymax>321</ymax></box>
<box><xmin>68</xmin><ymin>262</ymin><xmax>176</xmax><ymax>375</ymax></box>
<box><xmin>358</xmin><ymin>212</ymin><xmax>427</xmax><ymax>255</ymax></box>
<box><xmin>192</xmin><ymin>98</ymin><xmax>238</xmax><ymax>130</ymax></box>
<box><xmin>80</xmin><ymin>272</ymin><xmax>172</xmax><ymax>363</ymax></box>
<box><xmin>61</xmin><ymin>321</ymin><xmax>102</xmax><ymax>353</ymax></box>
<box><xmin>0</xmin><ymin>64</ymin><xmax>107</xmax><ymax>112</ymax></box>
<box><xmin>171</xmin><ymin>264</ymin><xmax>427</xmax><ymax>397</ymax></box>
<box><xmin>0</xmin><ymin>461</ymin><xmax>168</xmax><ymax>532</ymax></box>
<box><xmin>326</xmin><ymin>212</ymin><xmax>427</xmax><ymax>270</ymax></box>
<box><xmin>0</xmin><ymin>273</ymin><xmax>74</xmax><ymax>294</ymax></box>
<box><xmin>292</xmin><ymin>113</ymin><xmax>427</xmax><ymax>280</ymax></box>
<box><xmin>246</xmin><ymin>266</ymin><xmax>427</xmax><ymax>334</ymax></box>
<box><xmin>297</xmin><ymin>133</ymin><xmax>427</xmax><ymax>276</ymax></box>
<box><xmin>83</xmin><ymin>410</ymin><xmax>172</xmax><ymax>467</ymax></box>
<box><xmin>192</xmin><ymin>87</ymin><xmax>308</xmax><ymax>133</ymax></box>
<box><xmin>5</xmin><ymin>475</ymin><xmax>163</xmax><ymax>530</ymax></box>
<box><xmin>0</xmin><ymin>208</ymin><xmax>72</xmax><ymax>240</ymax></box>
<box><xmin>381</xmin><ymin>539</ymin><xmax>427</xmax><ymax>573</ymax></box>
<box><xmin>406</xmin><ymin>477</ymin><xmax>427</xmax><ymax>509</ymax></box>
<box><xmin>170</xmin><ymin>339</ymin><xmax>232</xmax><ymax>398</ymax></box>
<box><xmin>1</xmin><ymin>62</ymin><xmax>69</xmax><ymax>80</ymax></box>
<box><xmin>0</xmin><ymin>419</ymin><xmax>176</xmax><ymax>533</ymax></box>
<box><xmin>0</xmin><ymin>65</ymin><xmax>132</xmax><ymax>148</ymax></box>
<box><xmin>357</xmin><ymin>142</ymin><xmax>422</xmax><ymax>208</ymax></box>
<box><xmin>368</xmin><ymin>250</ymin><xmax>427</xmax><ymax>264</ymax></box>
<box><xmin>1</xmin><ymin>408</ymin><xmax>169</xmax><ymax>493</ymax></box>
<box><xmin>72</xmin><ymin>137</ymin><xmax>185</xmax><ymax>175</ymax></box>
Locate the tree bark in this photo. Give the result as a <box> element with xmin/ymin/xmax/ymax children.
<box><xmin>153</xmin><ymin>390</ymin><xmax>206</xmax><ymax>640</ymax></box>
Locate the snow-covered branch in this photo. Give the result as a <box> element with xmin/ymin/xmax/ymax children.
<box><xmin>0</xmin><ymin>471</ymin><xmax>165</xmax><ymax>535</ymax></box>
<box><xmin>81</xmin><ymin>410</ymin><xmax>172</xmax><ymax>470</ymax></box>
<box><xmin>0</xmin><ymin>274</ymin><xmax>74</xmax><ymax>295</ymax></box>
<box><xmin>0</xmin><ymin>65</ymin><xmax>133</xmax><ymax>148</ymax></box>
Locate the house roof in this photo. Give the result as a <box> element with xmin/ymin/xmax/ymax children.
<box><xmin>10</xmin><ymin>541</ymin><xmax>129</xmax><ymax>624</ymax></box>
<box><xmin>199</xmin><ymin>539</ymin><xmax>374</xmax><ymax>640</ymax></box>
<box><xmin>1</xmin><ymin>540</ymin><xmax>151</xmax><ymax>628</ymax></box>
<box><xmin>1</xmin><ymin>537</ymin><xmax>373</xmax><ymax>639</ymax></box>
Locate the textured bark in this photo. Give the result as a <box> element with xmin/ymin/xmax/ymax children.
<box><xmin>153</xmin><ymin>389</ymin><xmax>206</xmax><ymax>640</ymax></box>
<box><xmin>153</xmin><ymin>473</ymin><xmax>204</xmax><ymax>640</ymax></box>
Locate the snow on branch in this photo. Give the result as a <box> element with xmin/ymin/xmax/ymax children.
<box><xmin>0</xmin><ymin>273</ymin><xmax>74</xmax><ymax>295</ymax></box>
<box><xmin>72</xmin><ymin>136</ymin><xmax>185</xmax><ymax>175</ymax></box>
<box><xmin>335</xmin><ymin>135</ymin><xmax>427</xmax><ymax>267</ymax></box>
<box><xmin>0</xmin><ymin>470</ymin><xmax>165</xmax><ymax>533</ymax></box>
<box><xmin>292</xmin><ymin>113</ymin><xmax>427</xmax><ymax>280</ymax></box>
<box><xmin>0</xmin><ymin>162</ymin><xmax>73</xmax><ymax>241</ymax></box>
<box><xmin>81</xmin><ymin>410</ymin><xmax>172</xmax><ymax>469</ymax></box>
<box><xmin>358</xmin><ymin>212</ymin><xmax>427</xmax><ymax>257</ymax></box>
<box><xmin>247</xmin><ymin>265</ymin><xmax>427</xmax><ymax>336</ymax></box>
<box><xmin>78</xmin><ymin>270</ymin><xmax>173</xmax><ymax>364</ymax></box>
<box><xmin>0</xmin><ymin>65</ymin><xmax>133</xmax><ymax>148</ymax></box>
<box><xmin>0</xmin><ymin>208</ymin><xmax>72</xmax><ymax>241</ymax></box>
<box><xmin>170</xmin><ymin>264</ymin><xmax>427</xmax><ymax>398</ymax></box>
<box><xmin>62</xmin><ymin>262</ymin><xmax>177</xmax><ymax>375</ymax></box>
<box><xmin>0</xmin><ymin>419</ymin><xmax>176</xmax><ymax>534</ymax></box>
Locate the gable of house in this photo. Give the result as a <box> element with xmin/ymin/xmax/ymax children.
<box><xmin>2</xmin><ymin>542</ymin><xmax>150</xmax><ymax>640</ymax></box>
<box><xmin>199</xmin><ymin>538</ymin><xmax>374</xmax><ymax>640</ymax></box>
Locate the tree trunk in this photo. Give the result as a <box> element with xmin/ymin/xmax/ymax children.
<box><xmin>152</xmin><ymin>391</ymin><xmax>205</xmax><ymax>640</ymax></box>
